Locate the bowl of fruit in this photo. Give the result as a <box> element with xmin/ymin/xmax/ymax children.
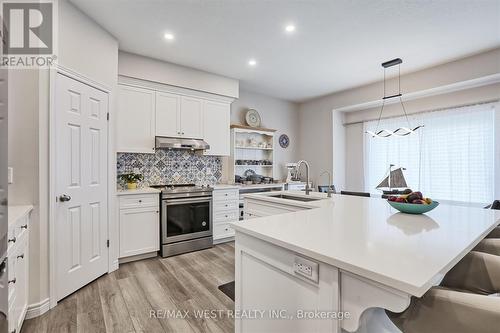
<box><xmin>387</xmin><ymin>192</ymin><xmax>439</xmax><ymax>214</ymax></box>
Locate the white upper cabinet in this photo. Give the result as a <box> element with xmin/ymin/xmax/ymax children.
<box><xmin>180</xmin><ymin>96</ymin><xmax>203</xmax><ymax>139</ymax></box>
<box><xmin>203</xmin><ymin>100</ymin><xmax>230</xmax><ymax>156</ymax></box>
<box><xmin>155</xmin><ymin>92</ymin><xmax>180</xmax><ymax>137</ymax></box>
<box><xmin>117</xmin><ymin>78</ymin><xmax>233</xmax><ymax>156</ymax></box>
<box><xmin>155</xmin><ymin>93</ymin><xmax>203</xmax><ymax>139</ymax></box>
<box><xmin>116</xmin><ymin>85</ymin><xmax>156</xmax><ymax>153</ymax></box>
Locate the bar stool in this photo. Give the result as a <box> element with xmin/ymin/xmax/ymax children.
<box><xmin>387</xmin><ymin>251</ymin><xmax>500</xmax><ymax>333</ymax></box>
<box><xmin>475</xmin><ymin>237</ymin><xmax>500</xmax><ymax>256</ymax></box>
<box><xmin>486</xmin><ymin>227</ymin><xmax>500</xmax><ymax>239</ymax></box>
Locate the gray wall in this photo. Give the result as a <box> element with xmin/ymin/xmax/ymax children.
<box><xmin>10</xmin><ymin>0</ymin><xmax>120</xmax><ymax>307</ymax></box>
<box><xmin>298</xmin><ymin>48</ymin><xmax>500</xmax><ymax>191</ymax></box>
<box><xmin>118</xmin><ymin>51</ymin><xmax>239</xmax><ymax>98</ymax></box>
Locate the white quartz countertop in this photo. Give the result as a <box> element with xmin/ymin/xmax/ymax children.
<box><xmin>232</xmin><ymin>192</ymin><xmax>500</xmax><ymax>297</ymax></box>
<box><xmin>214</xmin><ymin>183</ymin><xmax>284</xmax><ymax>190</ymax></box>
<box><xmin>213</xmin><ymin>184</ymin><xmax>241</xmax><ymax>190</ymax></box>
<box><xmin>8</xmin><ymin>205</ymin><xmax>33</xmax><ymax>226</ymax></box>
<box><xmin>116</xmin><ymin>187</ymin><xmax>162</xmax><ymax>196</ymax></box>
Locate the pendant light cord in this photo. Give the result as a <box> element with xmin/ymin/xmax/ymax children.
<box><xmin>375</xmin><ymin>63</ymin><xmax>411</xmax><ymax>134</ymax></box>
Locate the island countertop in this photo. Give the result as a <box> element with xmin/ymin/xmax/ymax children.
<box><xmin>232</xmin><ymin>193</ymin><xmax>500</xmax><ymax>297</ymax></box>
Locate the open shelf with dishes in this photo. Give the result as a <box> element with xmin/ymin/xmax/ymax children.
<box><xmin>229</xmin><ymin>125</ymin><xmax>276</xmax><ymax>184</ymax></box>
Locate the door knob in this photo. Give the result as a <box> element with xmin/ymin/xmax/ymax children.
<box><xmin>59</xmin><ymin>194</ymin><xmax>71</xmax><ymax>202</ymax></box>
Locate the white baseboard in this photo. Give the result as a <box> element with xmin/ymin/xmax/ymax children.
<box><xmin>213</xmin><ymin>236</ymin><xmax>235</xmax><ymax>245</ymax></box>
<box><xmin>25</xmin><ymin>298</ymin><xmax>50</xmax><ymax>319</ymax></box>
<box><xmin>118</xmin><ymin>251</ymin><xmax>157</xmax><ymax>264</ymax></box>
<box><xmin>109</xmin><ymin>259</ymin><xmax>119</xmax><ymax>272</ymax></box>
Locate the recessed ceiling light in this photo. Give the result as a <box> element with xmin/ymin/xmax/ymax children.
<box><xmin>285</xmin><ymin>24</ymin><xmax>296</xmax><ymax>33</ymax></box>
<box><xmin>248</xmin><ymin>59</ymin><xmax>257</xmax><ymax>66</ymax></box>
<box><xmin>164</xmin><ymin>32</ymin><xmax>175</xmax><ymax>41</ymax></box>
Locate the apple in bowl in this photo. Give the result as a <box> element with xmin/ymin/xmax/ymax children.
<box><xmin>387</xmin><ymin>192</ymin><xmax>439</xmax><ymax>214</ymax></box>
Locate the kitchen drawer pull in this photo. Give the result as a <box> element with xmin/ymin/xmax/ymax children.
<box><xmin>8</xmin><ymin>278</ymin><xmax>16</xmax><ymax>284</ymax></box>
<box><xmin>21</xmin><ymin>224</ymin><xmax>28</xmax><ymax>229</ymax></box>
<box><xmin>8</xmin><ymin>237</ymin><xmax>16</xmax><ymax>243</ymax></box>
<box><xmin>17</xmin><ymin>254</ymin><xmax>24</xmax><ymax>259</ymax></box>
<box><xmin>138</xmin><ymin>200</ymin><xmax>142</xmax><ymax>203</ymax></box>
<box><xmin>225</xmin><ymin>193</ymin><xmax>228</xmax><ymax>196</ymax></box>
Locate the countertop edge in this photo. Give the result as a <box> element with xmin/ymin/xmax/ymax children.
<box><xmin>116</xmin><ymin>188</ymin><xmax>162</xmax><ymax>196</ymax></box>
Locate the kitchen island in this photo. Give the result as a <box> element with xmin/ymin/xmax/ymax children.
<box><xmin>231</xmin><ymin>192</ymin><xmax>500</xmax><ymax>333</ymax></box>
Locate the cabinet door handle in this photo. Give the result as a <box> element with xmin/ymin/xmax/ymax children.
<box><xmin>21</xmin><ymin>224</ymin><xmax>28</xmax><ymax>229</ymax></box>
<box><xmin>224</xmin><ymin>193</ymin><xmax>228</xmax><ymax>196</ymax></box>
<box><xmin>8</xmin><ymin>278</ymin><xmax>16</xmax><ymax>284</ymax></box>
<box><xmin>182</xmin><ymin>132</ymin><xmax>185</xmax><ymax>135</ymax></box>
<box><xmin>138</xmin><ymin>200</ymin><xmax>142</xmax><ymax>203</ymax></box>
<box><xmin>17</xmin><ymin>254</ymin><xmax>24</xmax><ymax>259</ymax></box>
<box><xmin>225</xmin><ymin>215</ymin><xmax>228</xmax><ymax>218</ymax></box>
<box><xmin>8</xmin><ymin>237</ymin><xmax>16</xmax><ymax>243</ymax></box>
<box><xmin>156</xmin><ymin>211</ymin><xmax>159</xmax><ymax>213</ymax></box>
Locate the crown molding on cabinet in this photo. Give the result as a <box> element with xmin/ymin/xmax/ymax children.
<box><xmin>118</xmin><ymin>75</ymin><xmax>236</xmax><ymax>103</ymax></box>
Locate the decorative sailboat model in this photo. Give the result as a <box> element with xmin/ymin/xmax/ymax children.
<box><xmin>376</xmin><ymin>164</ymin><xmax>411</xmax><ymax>195</ymax></box>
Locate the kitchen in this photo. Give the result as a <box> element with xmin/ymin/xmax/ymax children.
<box><xmin>2</xmin><ymin>1</ymin><xmax>500</xmax><ymax>333</ymax></box>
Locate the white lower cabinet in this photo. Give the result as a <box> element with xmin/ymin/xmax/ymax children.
<box><xmin>118</xmin><ymin>193</ymin><xmax>160</xmax><ymax>259</ymax></box>
<box><xmin>213</xmin><ymin>188</ymin><xmax>239</xmax><ymax>242</ymax></box>
<box><xmin>7</xmin><ymin>207</ymin><xmax>31</xmax><ymax>333</ymax></box>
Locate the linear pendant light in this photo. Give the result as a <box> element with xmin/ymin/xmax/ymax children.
<box><xmin>366</xmin><ymin>58</ymin><xmax>424</xmax><ymax>138</ymax></box>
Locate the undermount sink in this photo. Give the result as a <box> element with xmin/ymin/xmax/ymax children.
<box><xmin>268</xmin><ymin>194</ymin><xmax>322</xmax><ymax>202</ymax></box>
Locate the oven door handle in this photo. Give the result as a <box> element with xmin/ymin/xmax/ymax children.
<box><xmin>165</xmin><ymin>197</ymin><xmax>212</xmax><ymax>205</ymax></box>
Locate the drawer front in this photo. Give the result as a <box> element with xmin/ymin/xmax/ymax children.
<box><xmin>214</xmin><ymin>200</ymin><xmax>239</xmax><ymax>211</ymax></box>
<box><xmin>214</xmin><ymin>222</ymin><xmax>235</xmax><ymax>239</ymax></box>
<box><xmin>119</xmin><ymin>194</ymin><xmax>159</xmax><ymax>209</ymax></box>
<box><xmin>8</xmin><ymin>254</ymin><xmax>15</xmax><ymax>303</ymax></box>
<box><xmin>214</xmin><ymin>209</ymin><xmax>239</xmax><ymax>223</ymax></box>
<box><xmin>7</xmin><ymin>227</ymin><xmax>16</xmax><ymax>252</ymax></box>
<box><xmin>213</xmin><ymin>189</ymin><xmax>239</xmax><ymax>201</ymax></box>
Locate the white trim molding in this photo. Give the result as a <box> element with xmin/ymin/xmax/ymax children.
<box><xmin>25</xmin><ymin>298</ymin><xmax>51</xmax><ymax>319</ymax></box>
<box><xmin>335</xmin><ymin>73</ymin><xmax>500</xmax><ymax>114</ymax></box>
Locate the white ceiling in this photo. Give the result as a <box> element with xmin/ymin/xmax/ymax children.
<box><xmin>70</xmin><ymin>0</ymin><xmax>500</xmax><ymax>102</ymax></box>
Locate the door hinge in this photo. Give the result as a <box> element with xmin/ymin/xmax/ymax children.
<box><xmin>106</xmin><ymin>112</ymin><xmax>110</xmax><ymax>121</ymax></box>
<box><xmin>106</xmin><ymin>239</ymin><xmax>110</xmax><ymax>248</ymax></box>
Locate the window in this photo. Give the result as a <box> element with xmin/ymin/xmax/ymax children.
<box><xmin>364</xmin><ymin>103</ymin><xmax>496</xmax><ymax>204</ymax></box>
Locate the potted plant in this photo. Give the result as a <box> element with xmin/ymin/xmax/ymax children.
<box><xmin>118</xmin><ymin>173</ymin><xmax>144</xmax><ymax>190</ymax></box>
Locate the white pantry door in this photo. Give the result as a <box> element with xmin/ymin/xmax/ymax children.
<box><xmin>54</xmin><ymin>73</ymin><xmax>109</xmax><ymax>301</ymax></box>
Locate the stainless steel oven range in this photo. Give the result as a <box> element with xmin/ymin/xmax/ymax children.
<box><xmin>150</xmin><ymin>184</ymin><xmax>213</xmax><ymax>257</ymax></box>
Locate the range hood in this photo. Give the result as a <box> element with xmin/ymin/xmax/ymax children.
<box><xmin>155</xmin><ymin>136</ymin><xmax>210</xmax><ymax>151</ymax></box>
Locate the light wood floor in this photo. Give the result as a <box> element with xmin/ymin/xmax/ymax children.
<box><xmin>22</xmin><ymin>242</ymin><xmax>235</xmax><ymax>333</ymax></box>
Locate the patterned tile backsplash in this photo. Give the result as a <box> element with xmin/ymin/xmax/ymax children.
<box><xmin>117</xmin><ymin>150</ymin><xmax>222</xmax><ymax>187</ymax></box>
